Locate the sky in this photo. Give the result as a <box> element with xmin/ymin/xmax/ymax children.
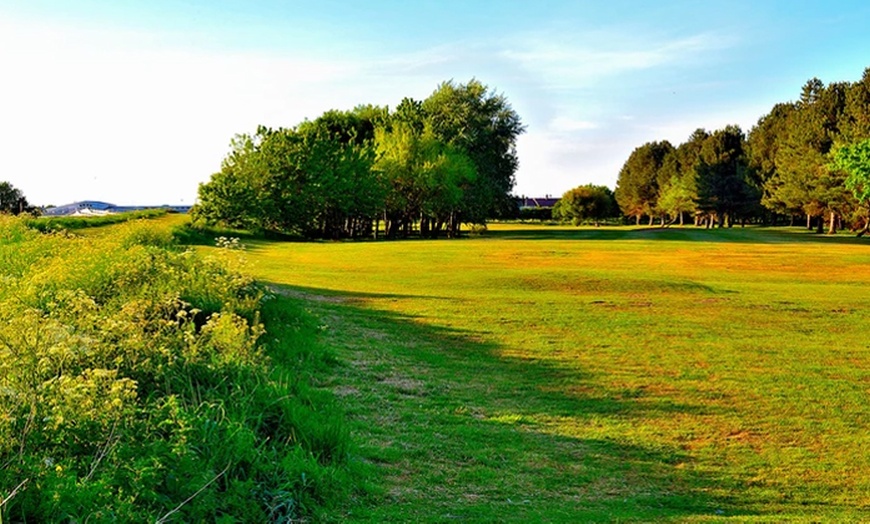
<box><xmin>1</xmin><ymin>1</ymin><xmax>870</xmax><ymax>206</ymax></box>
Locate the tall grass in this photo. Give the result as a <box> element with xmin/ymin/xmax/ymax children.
<box><xmin>0</xmin><ymin>216</ymin><xmax>358</xmax><ymax>521</ymax></box>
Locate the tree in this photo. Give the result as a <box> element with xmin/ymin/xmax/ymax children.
<box><xmin>194</xmin><ymin>121</ymin><xmax>380</xmax><ymax>238</ymax></box>
<box><xmin>656</xmin><ymin>176</ymin><xmax>695</xmax><ymax>226</ymax></box>
<box><xmin>374</xmin><ymin>121</ymin><xmax>475</xmax><ymax>238</ymax></box>
<box><xmin>839</xmin><ymin>68</ymin><xmax>870</xmax><ymax>143</ymax></box>
<box><xmin>769</xmin><ymin>78</ymin><xmax>851</xmax><ymax>233</ymax></box>
<box><xmin>833</xmin><ymin>138</ymin><xmax>870</xmax><ymax>235</ymax></box>
<box><xmin>422</xmin><ymin>79</ymin><xmax>525</xmax><ymax>230</ymax></box>
<box><xmin>695</xmin><ymin>125</ymin><xmax>758</xmax><ymax>228</ymax></box>
<box><xmin>614</xmin><ymin>141</ymin><xmax>673</xmax><ymax>224</ymax></box>
<box><xmin>0</xmin><ymin>181</ymin><xmax>29</xmax><ymax>215</ymax></box>
<box><xmin>194</xmin><ymin>80</ymin><xmax>522</xmax><ymax>240</ymax></box>
<box><xmin>553</xmin><ymin>184</ymin><xmax>616</xmax><ymax>226</ymax></box>
<box><xmin>748</xmin><ymin>103</ymin><xmax>799</xmax><ymax>222</ymax></box>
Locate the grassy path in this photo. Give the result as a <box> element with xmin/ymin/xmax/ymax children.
<box><xmin>237</xmin><ymin>224</ymin><xmax>870</xmax><ymax>522</ymax></box>
<box><xmin>283</xmin><ymin>289</ymin><xmax>743</xmax><ymax>522</ymax></box>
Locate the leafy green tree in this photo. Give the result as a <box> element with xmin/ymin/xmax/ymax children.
<box><xmin>839</xmin><ymin>68</ymin><xmax>870</xmax><ymax>143</ymax></box>
<box><xmin>662</xmin><ymin>129</ymin><xmax>710</xmax><ymax>225</ymax></box>
<box><xmin>422</xmin><ymin>79</ymin><xmax>525</xmax><ymax>230</ymax></box>
<box><xmin>747</xmin><ymin>103</ymin><xmax>800</xmax><ymax>222</ymax></box>
<box><xmin>833</xmin><ymin>138</ymin><xmax>870</xmax><ymax>235</ymax></box>
<box><xmin>195</xmin><ymin>80</ymin><xmax>522</xmax><ymax>240</ymax></box>
<box><xmin>768</xmin><ymin>78</ymin><xmax>851</xmax><ymax>233</ymax></box>
<box><xmin>194</xmin><ymin>121</ymin><xmax>380</xmax><ymax>238</ymax></box>
<box><xmin>0</xmin><ymin>182</ymin><xmax>28</xmax><ymax>215</ymax></box>
<box><xmin>297</xmin><ymin>113</ymin><xmax>382</xmax><ymax>238</ymax></box>
<box><xmin>553</xmin><ymin>184</ymin><xmax>616</xmax><ymax>226</ymax></box>
<box><xmin>656</xmin><ymin>176</ymin><xmax>695</xmax><ymax>226</ymax></box>
<box><xmin>614</xmin><ymin>141</ymin><xmax>673</xmax><ymax>224</ymax></box>
<box><xmin>374</xmin><ymin>122</ymin><xmax>475</xmax><ymax>238</ymax></box>
<box><xmin>695</xmin><ymin>125</ymin><xmax>759</xmax><ymax>228</ymax></box>
<box><xmin>193</xmin><ymin>133</ymin><xmax>268</xmax><ymax>230</ymax></box>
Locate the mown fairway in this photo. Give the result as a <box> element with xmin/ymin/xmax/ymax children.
<box><xmin>238</xmin><ymin>224</ymin><xmax>870</xmax><ymax>522</ymax></box>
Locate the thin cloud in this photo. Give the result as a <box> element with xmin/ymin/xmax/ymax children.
<box><xmin>549</xmin><ymin>116</ymin><xmax>598</xmax><ymax>132</ymax></box>
<box><xmin>502</xmin><ymin>31</ymin><xmax>738</xmax><ymax>89</ymax></box>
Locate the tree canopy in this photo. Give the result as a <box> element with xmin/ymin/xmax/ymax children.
<box><xmin>193</xmin><ymin>80</ymin><xmax>523</xmax><ymax>239</ymax></box>
<box><xmin>0</xmin><ymin>182</ymin><xmax>28</xmax><ymax>215</ymax></box>
<box><xmin>612</xmin><ymin>66</ymin><xmax>870</xmax><ymax>234</ymax></box>
<box><xmin>553</xmin><ymin>184</ymin><xmax>616</xmax><ymax>226</ymax></box>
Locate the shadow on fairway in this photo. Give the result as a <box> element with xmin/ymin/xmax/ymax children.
<box><xmin>268</xmin><ymin>284</ymin><xmax>765</xmax><ymax>522</ymax></box>
<box><xmin>274</xmin><ymin>283</ymin><xmax>456</xmax><ymax>303</ymax></box>
<box><xmin>484</xmin><ymin>225</ymin><xmax>870</xmax><ymax>246</ymax></box>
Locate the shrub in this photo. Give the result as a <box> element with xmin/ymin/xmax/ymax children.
<box><xmin>0</xmin><ymin>217</ymin><xmax>354</xmax><ymax>521</ymax></box>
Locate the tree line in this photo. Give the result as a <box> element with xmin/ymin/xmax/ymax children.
<box><xmin>613</xmin><ymin>67</ymin><xmax>870</xmax><ymax>234</ymax></box>
<box><xmin>193</xmin><ymin>80</ymin><xmax>525</xmax><ymax>239</ymax></box>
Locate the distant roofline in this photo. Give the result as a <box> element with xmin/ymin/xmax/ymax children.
<box><xmin>41</xmin><ymin>201</ymin><xmax>191</xmax><ymax>216</ymax></box>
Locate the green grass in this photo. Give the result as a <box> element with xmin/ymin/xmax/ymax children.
<box><xmin>223</xmin><ymin>222</ymin><xmax>870</xmax><ymax>522</ymax></box>
<box><xmin>0</xmin><ymin>216</ymin><xmax>360</xmax><ymax>522</ymax></box>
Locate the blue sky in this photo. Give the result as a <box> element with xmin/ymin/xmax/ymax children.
<box><xmin>2</xmin><ymin>0</ymin><xmax>869</xmax><ymax>206</ymax></box>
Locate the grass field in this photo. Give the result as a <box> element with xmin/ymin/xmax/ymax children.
<box><xmin>221</xmin><ymin>223</ymin><xmax>870</xmax><ymax>522</ymax></box>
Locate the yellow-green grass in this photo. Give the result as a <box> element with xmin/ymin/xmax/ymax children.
<box><xmin>221</xmin><ymin>223</ymin><xmax>870</xmax><ymax>521</ymax></box>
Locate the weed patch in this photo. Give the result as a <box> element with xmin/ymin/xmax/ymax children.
<box><xmin>0</xmin><ymin>216</ymin><xmax>357</xmax><ymax>521</ymax></box>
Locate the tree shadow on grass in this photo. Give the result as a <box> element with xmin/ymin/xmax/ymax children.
<box><xmin>484</xmin><ymin>225</ymin><xmax>870</xmax><ymax>246</ymax></box>
<box><xmin>274</xmin><ymin>284</ymin><xmax>456</xmax><ymax>303</ymax></box>
<box><xmin>267</xmin><ymin>284</ymin><xmax>763</xmax><ymax>522</ymax></box>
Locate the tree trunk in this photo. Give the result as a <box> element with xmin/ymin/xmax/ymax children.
<box><xmin>679</xmin><ymin>212</ymin><xmax>684</xmax><ymax>226</ymax></box>
<box><xmin>857</xmin><ymin>218</ymin><xmax>869</xmax><ymax>237</ymax></box>
<box><xmin>806</xmin><ymin>214</ymin><xmax>812</xmax><ymax>230</ymax></box>
<box><xmin>827</xmin><ymin>211</ymin><xmax>837</xmax><ymax>235</ymax></box>
<box><xmin>635</xmin><ymin>215</ymin><xmax>641</xmax><ymax>226</ymax></box>
<box><xmin>648</xmin><ymin>215</ymin><xmax>654</xmax><ymax>226</ymax></box>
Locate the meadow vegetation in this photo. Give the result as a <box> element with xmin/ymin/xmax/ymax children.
<box><xmin>24</xmin><ymin>208</ymin><xmax>169</xmax><ymax>232</ymax></box>
<box><xmin>4</xmin><ymin>212</ymin><xmax>869</xmax><ymax>522</ymax></box>
<box><xmin>235</xmin><ymin>222</ymin><xmax>870</xmax><ymax>522</ymax></box>
<box><xmin>0</xmin><ymin>216</ymin><xmax>360</xmax><ymax>522</ymax></box>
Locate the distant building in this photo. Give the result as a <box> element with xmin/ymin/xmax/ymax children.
<box><xmin>42</xmin><ymin>201</ymin><xmax>192</xmax><ymax>216</ymax></box>
<box><xmin>518</xmin><ymin>196</ymin><xmax>560</xmax><ymax>209</ymax></box>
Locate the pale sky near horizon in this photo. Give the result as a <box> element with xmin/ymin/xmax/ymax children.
<box><xmin>1</xmin><ymin>1</ymin><xmax>869</xmax><ymax>206</ymax></box>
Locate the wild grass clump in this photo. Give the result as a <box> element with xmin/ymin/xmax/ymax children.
<box><xmin>0</xmin><ymin>215</ymin><xmax>355</xmax><ymax>521</ymax></box>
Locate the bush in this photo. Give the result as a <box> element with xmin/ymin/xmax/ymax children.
<box><xmin>0</xmin><ymin>217</ymin><xmax>355</xmax><ymax>521</ymax></box>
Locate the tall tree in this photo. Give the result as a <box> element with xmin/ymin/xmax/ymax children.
<box><xmin>0</xmin><ymin>182</ymin><xmax>28</xmax><ymax>215</ymax></box>
<box><xmin>615</xmin><ymin>141</ymin><xmax>673</xmax><ymax>224</ymax></box>
<box><xmin>657</xmin><ymin>175</ymin><xmax>695</xmax><ymax>226</ymax></box>
<box><xmin>553</xmin><ymin>184</ymin><xmax>616</xmax><ymax>226</ymax></box>
<box><xmin>833</xmin><ymin>138</ymin><xmax>870</xmax><ymax>235</ymax></box>
<box><xmin>770</xmin><ymin>78</ymin><xmax>851</xmax><ymax>233</ymax></box>
<box><xmin>695</xmin><ymin>125</ymin><xmax>757</xmax><ymax>227</ymax></box>
<box><xmin>422</xmin><ymin>79</ymin><xmax>525</xmax><ymax>230</ymax></box>
<box><xmin>748</xmin><ymin>103</ymin><xmax>799</xmax><ymax>222</ymax></box>
<box><xmin>375</xmin><ymin>121</ymin><xmax>475</xmax><ymax>238</ymax></box>
<box><xmin>839</xmin><ymin>68</ymin><xmax>870</xmax><ymax>143</ymax></box>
